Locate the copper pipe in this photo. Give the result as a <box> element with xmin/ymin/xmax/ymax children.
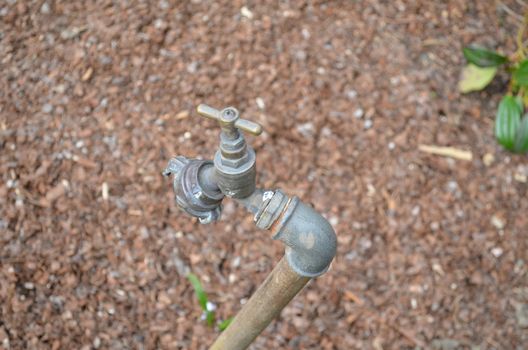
<box><xmin>210</xmin><ymin>258</ymin><xmax>310</xmax><ymax>350</ymax></box>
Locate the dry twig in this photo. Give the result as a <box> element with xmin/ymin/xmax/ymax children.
<box><xmin>418</xmin><ymin>144</ymin><xmax>473</xmax><ymax>161</ymax></box>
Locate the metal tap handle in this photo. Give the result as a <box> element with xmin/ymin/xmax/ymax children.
<box><xmin>196</xmin><ymin>104</ymin><xmax>263</xmax><ymax>136</ymax></box>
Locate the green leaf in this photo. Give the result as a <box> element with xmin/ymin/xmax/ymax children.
<box><xmin>463</xmin><ymin>46</ymin><xmax>508</xmax><ymax>67</ymax></box>
<box><xmin>205</xmin><ymin>310</ymin><xmax>216</xmax><ymax>327</ymax></box>
<box><xmin>513</xmin><ymin>60</ymin><xmax>528</xmax><ymax>87</ymax></box>
<box><xmin>514</xmin><ymin>115</ymin><xmax>528</xmax><ymax>153</ymax></box>
<box><xmin>495</xmin><ymin>95</ymin><xmax>522</xmax><ymax>151</ymax></box>
<box><xmin>459</xmin><ymin>64</ymin><xmax>497</xmax><ymax>93</ymax></box>
<box><xmin>515</xmin><ymin>95</ymin><xmax>524</xmax><ymax>111</ymax></box>
<box><xmin>187</xmin><ymin>273</ymin><xmax>208</xmax><ymax>311</ymax></box>
<box><xmin>218</xmin><ymin>317</ymin><xmax>233</xmax><ymax>331</ymax></box>
<box><xmin>523</xmin><ymin>93</ymin><xmax>528</xmax><ymax>108</ymax></box>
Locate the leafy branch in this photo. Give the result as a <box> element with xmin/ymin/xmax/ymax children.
<box><xmin>459</xmin><ymin>16</ymin><xmax>528</xmax><ymax>154</ymax></box>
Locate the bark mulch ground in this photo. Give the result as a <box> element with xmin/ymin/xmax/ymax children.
<box><xmin>1</xmin><ymin>1</ymin><xmax>527</xmax><ymax>349</ymax></box>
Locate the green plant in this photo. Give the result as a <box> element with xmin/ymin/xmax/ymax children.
<box><xmin>218</xmin><ymin>317</ymin><xmax>233</xmax><ymax>331</ymax></box>
<box><xmin>186</xmin><ymin>273</ymin><xmax>232</xmax><ymax>331</ymax></box>
<box><xmin>459</xmin><ymin>16</ymin><xmax>528</xmax><ymax>154</ymax></box>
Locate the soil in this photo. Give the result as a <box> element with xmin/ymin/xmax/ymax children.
<box><xmin>1</xmin><ymin>1</ymin><xmax>527</xmax><ymax>349</ymax></box>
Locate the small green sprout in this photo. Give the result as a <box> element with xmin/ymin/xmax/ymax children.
<box><xmin>187</xmin><ymin>273</ymin><xmax>232</xmax><ymax>331</ymax></box>
<box><xmin>218</xmin><ymin>317</ymin><xmax>233</xmax><ymax>332</ymax></box>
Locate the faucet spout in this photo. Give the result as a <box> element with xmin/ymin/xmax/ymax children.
<box><xmin>163</xmin><ymin>156</ymin><xmax>224</xmax><ymax>224</ymax></box>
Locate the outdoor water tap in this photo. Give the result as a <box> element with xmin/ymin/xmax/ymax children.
<box><xmin>196</xmin><ymin>104</ymin><xmax>262</xmax><ymax>199</ymax></box>
<box><xmin>163</xmin><ymin>104</ymin><xmax>262</xmax><ymax>224</ymax></box>
<box><xmin>164</xmin><ymin>103</ymin><xmax>337</xmax><ymax>274</ymax></box>
<box><xmin>163</xmin><ymin>104</ymin><xmax>337</xmax><ymax>350</ymax></box>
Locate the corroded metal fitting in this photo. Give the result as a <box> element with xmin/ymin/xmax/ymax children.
<box><xmin>241</xmin><ymin>190</ymin><xmax>337</xmax><ymax>278</ymax></box>
<box><xmin>272</xmin><ymin>196</ymin><xmax>337</xmax><ymax>277</ymax></box>
<box><xmin>165</xmin><ymin>103</ymin><xmax>338</xmax><ymax>350</ymax></box>
<box><xmin>214</xmin><ymin>151</ymin><xmax>256</xmax><ymax>199</ymax></box>
<box><xmin>197</xmin><ymin>104</ymin><xmax>261</xmax><ymax>199</ymax></box>
<box><xmin>163</xmin><ymin>156</ymin><xmax>223</xmax><ymax>224</ymax></box>
<box><xmin>254</xmin><ymin>190</ymin><xmax>289</xmax><ymax>230</ymax></box>
<box><xmin>163</xmin><ymin>105</ymin><xmax>337</xmax><ymax>277</ymax></box>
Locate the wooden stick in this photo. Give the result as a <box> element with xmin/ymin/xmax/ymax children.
<box><xmin>418</xmin><ymin>144</ymin><xmax>473</xmax><ymax>161</ymax></box>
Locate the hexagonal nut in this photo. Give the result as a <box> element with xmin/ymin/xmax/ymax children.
<box><xmin>220</xmin><ymin>153</ymin><xmax>249</xmax><ymax>168</ymax></box>
<box><xmin>220</xmin><ymin>134</ymin><xmax>246</xmax><ymax>151</ymax></box>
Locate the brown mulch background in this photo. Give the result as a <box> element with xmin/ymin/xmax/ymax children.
<box><xmin>1</xmin><ymin>1</ymin><xmax>527</xmax><ymax>349</ymax></box>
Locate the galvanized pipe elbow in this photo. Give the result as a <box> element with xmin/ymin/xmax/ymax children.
<box><xmin>272</xmin><ymin>197</ymin><xmax>337</xmax><ymax>277</ymax></box>
<box><xmin>239</xmin><ymin>190</ymin><xmax>337</xmax><ymax>278</ymax></box>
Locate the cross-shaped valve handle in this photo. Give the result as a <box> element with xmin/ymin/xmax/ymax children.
<box><xmin>197</xmin><ymin>104</ymin><xmax>263</xmax><ymax>136</ymax></box>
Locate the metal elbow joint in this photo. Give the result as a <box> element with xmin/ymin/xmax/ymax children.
<box><xmin>275</xmin><ymin>198</ymin><xmax>337</xmax><ymax>277</ymax></box>
<box><xmin>247</xmin><ymin>190</ymin><xmax>337</xmax><ymax>278</ymax></box>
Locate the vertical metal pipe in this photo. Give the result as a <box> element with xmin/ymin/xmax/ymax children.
<box><xmin>210</xmin><ymin>258</ymin><xmax>310</xmax><ymax>350</ymax></box>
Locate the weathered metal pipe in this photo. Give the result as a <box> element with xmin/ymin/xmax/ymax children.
<box><xmin>210</xmin><ymin>258</ymin><xmax>310</xmax><ymax>350</ymax></box>
<box><xmin>239</xmin><ymin>189</ymin><xmax>337</xmax><ymax>278</ymax></box>
<box><xmin>207</xmin><ymin>190</ymin><xmax>337</xmax><ymax>349</ymax></box>
<box><xmin>163</xmin><ymin>104</ymin><xmax>337</xmax><ymax>349</ymax></box>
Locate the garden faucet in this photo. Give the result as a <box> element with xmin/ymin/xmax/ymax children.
<box><xmin>163</xmin><ymin>104</ymin><xmax>337</xmax><ymax>349</ymax></box>
<box><xmin>162</xmin><ymin>104</ymin><xmax>260</xmax><ymax>223</ymax></box>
